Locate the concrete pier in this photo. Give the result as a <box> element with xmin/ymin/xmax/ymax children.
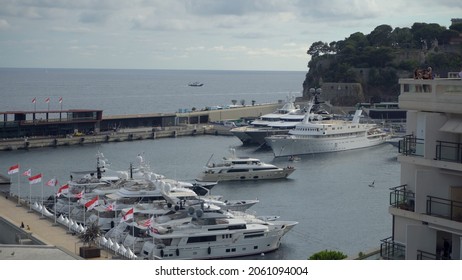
<box><xmin>0</xmin><ymin>124</ymin><xmax>233</xmax><ymax>151</ymax></box>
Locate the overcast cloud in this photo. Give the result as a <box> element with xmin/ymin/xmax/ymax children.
<box><xmin>0</xmin><ymin>0</ymin><xmax>460</xmax><ymax>71</ymax></box>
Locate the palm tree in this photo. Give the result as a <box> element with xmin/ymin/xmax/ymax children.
<box><xmin>78</xmin><ymin>222</ymin><xmax>103</xmax><ymax>258</ymax></box>
<box><xmin>79</xmin><ymin>222</ymin><xmax>101</xmax><ymax>247</ymax></box>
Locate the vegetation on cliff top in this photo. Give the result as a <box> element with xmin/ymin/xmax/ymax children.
<box><xmin>303</xmin><ymin>21</ymin><xmax>462</xmax><ymax>104</ymax></box>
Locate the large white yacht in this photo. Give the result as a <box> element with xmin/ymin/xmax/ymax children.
<box><xmin>196</xmin><ymin>148</ymin><xmax>295</xmax><ymax>182</ymax></box>
<box><xmin>230</xmin><ymin>93</ymin><xmax>332</xmax><ymax>146</ymax></box>
<box><xmin>230</xmin><ymin>96</ymin><xmax>301</xmax><ymax>145</ymax></box>
<box><xmin>139</xmin><ymin>207</ymin><xmax>298</xmax><ymax>260</ymax></box>
<box><xmin>265</xmin><ymin>110</ymin><xmax>390</xmax><ymax>157</ymax></box>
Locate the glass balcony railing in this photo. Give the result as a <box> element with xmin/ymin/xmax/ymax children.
<box><xmin>398</xmin><ymin>135</ymin><xmax>424</xmax><ymax>157</ymax></box>
<box><xmin>380</xmin><ymin>237</ymin><xmax>405</xmax><ymax>260</ymax></box>
<box><xmin>389</xmin><ymin>184</ymin><xmax>415</xmax><ymax>211</ymax></box>
<box><xmin>426</xmin><ymin>196</ymin><xmax>462</xmax><ymax>222</ymax></box>
<box><xmin>435</xmin><ymin>140</ymin><xmax>462</xmax><ymax>164</ymax></box>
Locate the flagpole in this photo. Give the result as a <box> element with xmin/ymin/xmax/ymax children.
<box><xmin>84</xmin><ymin>197</ymin><xmax>86</xmax><ymax>228</ymax></box>
<box><xmin>28</xmin><ymin>170</ymin><xmax>32</xmax><ymax>212</ymax></box>
<box><xmin>41</xmin><ymin>179</ymin><xmax>44</xmax><ymax>218</ymax></box>
<box><xmin>16</xmin><ymin>171</ymin><xmax>21</xmax><ymax>207</ymax></box>
<box><xmin>68</xmin><ymin>187</ymin><xmax>71</xmax><ymax>232</ymax></box>
<box><xmin>53</xmin><ymin>184</ymin><xmax>57</xmax><ymax>225</ymax></box>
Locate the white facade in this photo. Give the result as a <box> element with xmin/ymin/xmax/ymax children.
<box><xmin>382</xmin><ymin>78</ymin><xmax>462</xmax><ymax>260</ymax></box>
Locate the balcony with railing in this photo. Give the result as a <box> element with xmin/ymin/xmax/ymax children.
<box><xmin>435</xmin><ymin>140</ymin><xmax>462</xmax><ymax>164</ymax></box>
<box><xmin>380</xmin><ymin>237</ymin><xmax>405</xmax><ymax>260</ymax></box>
<box><xmin>389</xmin><ymin>184</ymin><xmax>415</xmax><ymax>212</ymax></box>
<box><xmin>426</xmin><ymin>196</ymin><xmax>462</xmax><ymax>222</ymax></box>
<box><xmin>398</xmin><ymin>135</ymin><xmax>424</xmax><ymax>157</ymax></box>
<box><xmin>399</xmin><ymin>136</ymin><xmax>462</xmax><ymax>170</ymax></box>
<box><xmin>416</xmin><ymin>249</ymin><xmax>453</xmax><ymax>260</ymax></box>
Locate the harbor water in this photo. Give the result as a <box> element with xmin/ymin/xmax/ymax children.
<box><xmin>0</xmin><ymin>68</ymin><xmax>400</xmax><ymax>259</ymax></box>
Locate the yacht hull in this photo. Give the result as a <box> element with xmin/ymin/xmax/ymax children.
<box><xmin>266</xmin><ymin>134</ymin><xmax>388</xmax><ymax>157</ymax></box>
<box><xmin>197</xmin><ymin>167</ymin><xmax>295</xmax><ymax>182</ymax></box>
<box><xmin>231</xmin><ymin>126</ymin><xmax>290</xmax><ymax>145</ymax></box>
<box><xmin>140</xmin><ymin>221</ymin><xmax>297</xmax><ymax>260</ymax></box>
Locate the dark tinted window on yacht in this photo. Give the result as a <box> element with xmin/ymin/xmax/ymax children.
<box><xmin>227</xmin><ymin>169</ymin><xmax>249</xmax><ymax>173</ymax></box>
<box><xmin>254</xmin><ymin>167</ymin><xmax>278</xmax><ymax>171</ymax></box>
<box><xmin>244</xmin><ymin>233</ymin><xmax>265</xmax><ymax>238</ymax></box>
<box><xmin>187</xmin><ymin>235</ymin><xmax>217</xmax><ymax>243</ymax></box>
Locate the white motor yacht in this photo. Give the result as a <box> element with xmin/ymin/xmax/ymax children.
<box><xmin>265</xmin><ymin>109</ymin><xmax>390</xmax><ymax>157</ymax></box>
<box><xmin>139</xmin><ymin>207</ymin><xmax>298</xmax><ymax>260</ymax></box>
<box><xmin>196</xmin><ymin>148</ymin><xmax>295</xmax><ymax>182</ymax></box>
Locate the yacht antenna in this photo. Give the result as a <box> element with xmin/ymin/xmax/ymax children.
<box><xmin>129</xmin><ymin>162</ymin><xmax>133</xmax><ymax>179</ymax></box>
<box><xmin>205</xmin><ymin>154</ymin><xmax>214</xmax><ymax>167</ymax></box>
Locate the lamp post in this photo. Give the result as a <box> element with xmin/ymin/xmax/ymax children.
<box><xmin>309</xmin><ymin>88</ymin><xmax>322</xmax><ymax>108</ymax></box>
<box><xmin>309</xmin><ymin>87</ymin><xmax>322</xmax><ymax>97</ymax></box>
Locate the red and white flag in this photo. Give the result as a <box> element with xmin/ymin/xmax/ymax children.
<box><xmin>143</xmin><ymin>216</ymin><xmax>153</xmax><ymax>227</ymax></box>
<box><xmin>46</xmin><ymin>177</ymin><xmax>58</xmax><ymax>187</ymax></box>
<box><xmin>45</xmin><ymin>97</ymin><xmax>50</xmax><ymax>103</ymax></box>
<box><xmin>32</xmin><ymin>97</ymin><xmax>36</xmax><ymax>104</ymax></box>
<box><xmin>74</xmin><ymin>190</ymin><xmax>84</xmax><ymax>199</ymax></box>
<box><xmin>59</xmin><ymin>97</ymin><xmax>63</xmax><ymax>103</ymax></box>
<box><xmin>57</xmin><ymin>184</ymin><xmax>69</xmax><ymax>197</ymax></box>
<box><xmin>105</xmin><ymin>201</ymin><xmax>116</xmax><ymax>211</ymax></box>
<box><xmin>7</xmin><ymin>164</ymin><xmax>19</xmax><ymax>175</ymax></box>
<box><xmin>28</xmin><ymin>173</ymin><xmax>42</xmax><ymax>184</ymax></box>
<box><xmin>22</xmin><ymin>169</ymin><xmax>31</xmax><ymax>177</ymax></box>
<box><xmin>85</xmin><ymin>196</ymin><xmax>99</xmax><ymax>211</ymax></box>
<box><xmin>121</xmin><ymin>208</ymin><xmax>134</xmax><ymax>222</ymax></box>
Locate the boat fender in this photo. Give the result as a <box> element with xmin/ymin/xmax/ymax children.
<box><xmin>176</xmin><ymin>248</ymin><xmax>179</xmax><ymax>256</ymax></box>
<box><xmin>208</xmin><ymin>247</ymin><xmax>211</xmax><ymax>255</ymax></box>
<box><xmin>160</xmin><ymin>249</ymin><xmax>164</xmax><ymax>258</ymax></box>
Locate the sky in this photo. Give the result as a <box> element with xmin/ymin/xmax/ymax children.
<box><xmin>0</xmin><ymin>0</ymin><xmax>461</xmax><ymax>71</ymax></box>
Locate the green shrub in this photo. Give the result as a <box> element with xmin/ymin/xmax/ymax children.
<box><xmin>309</xmin><ymin>250</ymin><xmax>348</xmax><ymax>260</ymax></box>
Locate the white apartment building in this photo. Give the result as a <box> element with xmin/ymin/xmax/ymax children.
<box><xmin>380</xmin><ymin>76</ymin><xmax>462</xmax><ymax>260</ymax></box>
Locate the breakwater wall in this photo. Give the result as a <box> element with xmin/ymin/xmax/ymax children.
<box><xmin>0</xmin><ymin>124</ymin><xmax>232</xmax><ymax>151</ymax></box>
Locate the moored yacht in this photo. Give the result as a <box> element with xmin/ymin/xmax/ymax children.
<box><xmin>139</xmin><ymin>207</ymin><xmax>298</xmax><ymax>260</ymax></box>
<box><xmin>230</xmin><ymin>95</ymin><xmax>301</xmax><ymax>145</ymax></box>
<box><xmin>265</xmin><ymin>110</ymin><xmax>390</xmax><ymax>157</ymax></box>
<box><xmin>231</xmin><ymin>93</ymin><xmax>332</xmax><ymax>146</ymax></box>
<box><xmin>196</xmin><ymin>148</ymin><xmax>295</xmax><ymax>182</ymax></box>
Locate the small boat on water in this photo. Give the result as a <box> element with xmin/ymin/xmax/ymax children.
<box><xmin>196</xmin><ymin>148</ymin><xmax>295</xmax><ymax>182</ymax></box>
<box><xmin>188</xmin><ymin>82</ymin><xmax>204</xmax><ymax>87</ymax></box>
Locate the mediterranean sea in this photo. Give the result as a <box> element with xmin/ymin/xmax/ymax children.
<box><xmin>0</xmin><ymin>68</ymin><xmax>400</xmax><ymax>259</ymax></box>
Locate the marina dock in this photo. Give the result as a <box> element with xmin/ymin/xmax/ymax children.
<box><xmin>0</xmin><ymin>124</ymin><xmax>233</xmax><ymax>151</ymax></box>
<box><xmin>0</xmin><ymin>102</ymin><xmax>283</xmax><ymax>151</ymax></box>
